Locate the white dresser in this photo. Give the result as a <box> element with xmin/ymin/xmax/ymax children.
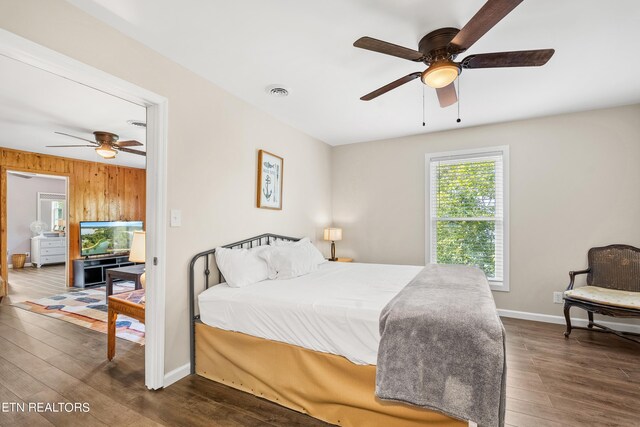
<box><xmin>31</xmin><ymin>236</ymin><xmax>66</xmax><ymax>268</ymax></box>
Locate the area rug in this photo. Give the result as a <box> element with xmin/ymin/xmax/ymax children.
<box><xmin>13</xmin><ymin>283</ymin><xmax>145</xmax><ymax>345</ymax></box>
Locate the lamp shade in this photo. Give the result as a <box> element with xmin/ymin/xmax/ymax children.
<box><xmin>129</xmin><ymin>231</ymin><xmax>146</xmax><ymax>263</ymax></box>
<box><xmin>323</xmin><ymin>228</ymin><xmax>343</xmax><ymax>241</ymax></box>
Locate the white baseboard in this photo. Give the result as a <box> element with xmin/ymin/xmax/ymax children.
<box><xmin>163</xmin><ymin>363</ymin><xmax>190</xmax><ymax>388</ymax></box>
<box><xmin>498</xmin><ymin>309</ymin><xmax>640</xmax><ymax>334</ymax></box>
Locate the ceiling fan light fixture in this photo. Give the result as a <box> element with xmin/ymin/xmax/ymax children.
<box><xmin>95</xmin><ymin>143</ymin><xmax>117</xmax><ymax>159</ymax></box>
<box><xmin>421</xmin><ymin>61</ymin><xmax>460</xmax><ymax>88</ymax></box>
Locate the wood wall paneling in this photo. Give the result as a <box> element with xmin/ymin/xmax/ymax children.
<box><xmin>0</xmin><ymin>147</ymin><xmax>146</xmax><ymax>294</ymax></box>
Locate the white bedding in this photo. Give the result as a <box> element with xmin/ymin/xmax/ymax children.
<box><xmin>197</xmin><ymin>261</ymin><xmax>423</xmax><ymax>365</ymax></box>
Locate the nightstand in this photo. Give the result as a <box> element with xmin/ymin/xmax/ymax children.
<box><xmin>328</xmin><ymin>258</ymin><xmax>353</xmax><ymax>263</ymax></box>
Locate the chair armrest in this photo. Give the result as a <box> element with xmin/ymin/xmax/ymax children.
<box><xmin>566</xmin><ymin>268</ymin><xmax>590</xmax><ymax>291</ymax></box>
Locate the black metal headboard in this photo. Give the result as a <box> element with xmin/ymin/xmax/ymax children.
<box><xmin>188</xmin><ymin>233</ymin><xmax>300</xmax><ymax>373</ymax></box>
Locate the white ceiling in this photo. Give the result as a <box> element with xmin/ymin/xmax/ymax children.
<box><xmin>67</xmin><ymin>0</ymin><xmax>640</xmax><ymax>145</ymax></box>
<box><xmin>0</xmin><ymin>55</ymin><xmax>146</xmax><ymax>168</ymax></box>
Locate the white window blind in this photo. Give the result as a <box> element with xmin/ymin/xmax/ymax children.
<box><xmin>428</xmin><ymin>148</ymin><xmax>507</xmax><ymax>288</ymax></box>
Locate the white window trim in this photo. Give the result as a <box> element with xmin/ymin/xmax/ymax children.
<box><xmin>425</xmin><ymin>146</ymin><xmax>510</xmax><ymax>292</ymax></box>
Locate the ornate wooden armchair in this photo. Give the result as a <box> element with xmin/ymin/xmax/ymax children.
<box><xmin>563</xmin><ymin>244</ymin><xmax>640</xmax><ymax>343</ymax></box>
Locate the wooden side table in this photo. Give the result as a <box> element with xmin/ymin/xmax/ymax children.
<box><xmin>105</xmin><ymin>264</ymin><xmax>145</xmax><ymax>298</ymax></box>
<box><xmin>107</xmin><ymin>289</ymin><xmax>145</xmax><ymax>361</ymax></box>
<box><xmin>328</xmin><ymin>258</ymin><xmax>354</xmax><ymax>262</ymax></box>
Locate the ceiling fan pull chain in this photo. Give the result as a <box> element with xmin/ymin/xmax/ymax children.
<box><xmin>422</xmin><ymin>85</ymin><xmax>426</xmax><ymax>127</ymax></box>
<box><xmin>456</xmin><ymin>76</ymin><xmax>462</xmax><ymax>123</ymax></box>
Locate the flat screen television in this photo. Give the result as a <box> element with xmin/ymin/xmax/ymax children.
<box><xmin>80</xmin><ymin>220</ymin><xmax>144</xmax><ymax>257</ymax></box>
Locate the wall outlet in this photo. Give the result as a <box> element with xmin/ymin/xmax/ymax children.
<box><xmin>25</xmin><ymin>252</ymin><xmax>30</xmax><ymax>258</ymax></box>
<box><xmin>553</xmin><ymin>292</ymin><xmax>564</xmax><ymax>304</ymax></box>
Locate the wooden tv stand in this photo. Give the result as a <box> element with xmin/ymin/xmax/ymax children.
<box><xmin>73</xmin><ymin>255</ymin><xmax>141</xmax><ymax>288</ymax></box>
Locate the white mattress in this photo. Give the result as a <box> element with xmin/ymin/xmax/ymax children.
<box><xmin>197</xmin><ymin>261</ymin><xmax>422</xmax><ymax>365</ymax></box>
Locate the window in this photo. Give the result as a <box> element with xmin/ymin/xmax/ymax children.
<box><xmin>51</xmin><ymin>200</ymin><xmax>65</xmax><ymax>231</ymax></box>
<box><xmin>426</xmin><ymin>146</ymin><xmax>509</xmax><ymax>291</ymax></box>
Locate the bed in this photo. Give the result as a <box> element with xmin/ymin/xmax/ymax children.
<box><xmin>189</xmin><ymin>234</ymin><xmax>505</xmax><ymax>427</ymax></box>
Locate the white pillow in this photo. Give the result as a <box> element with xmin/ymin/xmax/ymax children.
<box><xmin>259</xmin><ymin>244</ymin><xmax>319</xmax><ymax>280</ymax></box>
<box><xmin>271</xmin><ymin>237</ymin><xmax>326</xmax><ymax>266</ymax></box>
<box><xmin>214</xmin><ymin>246</ymin><xmax>270</xmax><ymax>288</ymax></box>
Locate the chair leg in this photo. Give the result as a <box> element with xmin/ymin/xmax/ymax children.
<box><xmin>588</xmin><ymin>311</ymin><xmax>594</xmax><ymax>329</ymax></box>
<box><xmin>563</xmin><ymin>303</ymin><xmax>572</xmax><ymax>338</ymax></box>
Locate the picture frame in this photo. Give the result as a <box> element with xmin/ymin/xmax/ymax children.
<box><xmin>256</xmin><ymin>150</ymin><xmax>284</xmax><ymax>210</ymax></box>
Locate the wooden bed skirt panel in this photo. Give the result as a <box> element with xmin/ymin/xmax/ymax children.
<box><xmin>195</xmin><ymin>323</ymin><xmax>464</xmax><ymax>427</ymax></box>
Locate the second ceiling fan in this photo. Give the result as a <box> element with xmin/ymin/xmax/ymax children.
<box><xmin>354</xmin><ymin>0</ymin><xmax>554</xmax><ymax>107</ymax></box>
<box><xmin>48</xmin><ymin>131</ymin><xmax>146</xmax><ymax>159</ymax></box>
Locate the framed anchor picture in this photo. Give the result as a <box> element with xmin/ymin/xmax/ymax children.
<box><xmin>256</xmin><ymin>150</ymin><xmax>284</xmax><ymax>210</ymax></box>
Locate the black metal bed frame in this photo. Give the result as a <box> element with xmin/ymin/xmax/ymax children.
<box><xmin>188</xmin><ymin>233</ymin><xmax>300</xmax><ymax>374</ymax></box>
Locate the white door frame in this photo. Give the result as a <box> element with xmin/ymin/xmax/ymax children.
<box><xmin>0</xmin><ymin>28</ymin><xmax>168</xmax><ymax>389</ymax></box>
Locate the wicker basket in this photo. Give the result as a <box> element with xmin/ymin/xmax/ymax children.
<box><xmin>11</xmin><ymin>254</ymin><xmax>27</xmax><ymax>269</ymax></box>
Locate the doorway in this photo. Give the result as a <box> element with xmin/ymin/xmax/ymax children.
<box><xmin>0</xmin><ymin>28</ymin><xmax>167</xmax><ymax>390</ymax></box>
<box><xmin>5</xmin><ymin>171</ymin><xmax>69</xmax><ymax>305</ymax></box>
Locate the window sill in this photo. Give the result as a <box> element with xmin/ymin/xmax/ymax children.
<box><xmin>489</xmin><ymin>281</ymin><xmax>509</xmax><ymax>292</ymax></box>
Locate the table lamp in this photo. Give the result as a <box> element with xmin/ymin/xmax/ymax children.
<box><xmin>129</xmin><ymin>231</ymin><xmax>146</xmax><ymax>288</ymax></box>
<box><xmin>323</xmin><ymin>227</ymin><xmax>343</xmax><ymax>261</ymax></box>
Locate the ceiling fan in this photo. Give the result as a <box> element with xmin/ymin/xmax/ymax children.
<box><xmin>48</xmin><ymin>131</ymin><xmax>146</xmax><ymax>159</ymax></box>
<box><xmin>354</xmin><ymin>0</ymin><xmax>554</xmax><ymax>107</ymax></box>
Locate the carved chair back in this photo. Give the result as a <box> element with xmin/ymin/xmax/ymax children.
<box><xmin>587</xmin><ymin>245</ymin><xmax>640</xmax><ymax>292</ymax></box>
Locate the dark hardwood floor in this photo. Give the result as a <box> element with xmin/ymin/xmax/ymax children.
<box><xmin>502</xmin><ymin>317</ymin><xmax>640</xmax><ymax>427</ymax></box>
<box><xmin>0</xmin><ymin>305</ymin><xmax>637</xmax><ymax>426</ymax></box>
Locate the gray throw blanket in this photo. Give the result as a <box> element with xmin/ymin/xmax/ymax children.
<box><xmin>376</xmin><ymin>264</ymin><xmax>506</xmax><ymax>427</ymax></box>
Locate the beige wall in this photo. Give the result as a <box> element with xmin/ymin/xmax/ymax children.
<box><xmin>0</xmin><ymin>0</ymin><xmax>332</xmax><ymax>374</ymax></box>
<box><xmin>332</xmin><ymin>105</ymin><xmax>640</xmax><ymax>318</ymax></box>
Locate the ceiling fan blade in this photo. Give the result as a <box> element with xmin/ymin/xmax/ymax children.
<box><xmin>115</xmin><ymin>140</ymin><xmax>143</xmax><ymax>147</ymax></box>
<box><xmin>116</xmin><ymin>147</ymin><xmax>146</xmax><ymax>156</ymax></box>
<box><xmin>54</xmin><ymin>131</ymin><xmax>97</xmax><ymax>145</ymax></box>
<box><xmin>46</xmin><ymin>145</ymin><xmax>96</xmax><ymax>148</ymax></box>
<box><xmin>449</xmin><ymin>0</ymin><xmax>523</xmax><ymax>53</ymax></box>
<box><xmin>360</xmin><ymin>72</ymin><xmax>422</xmax><ymax>101</ymax></box>
<box><xmin>461</xmin><ymin>49</ymin><xmax>555</xmax><ymax>69</ymax></box>
<box><xmin>436</xmin><ymin>83</ymin><xmax>458</xmax><ymax>108</ymax></box>
<box><xmin>354</xmin><ymin>37</ymin><xmax>424</xmax><ymax>62</ymax></box>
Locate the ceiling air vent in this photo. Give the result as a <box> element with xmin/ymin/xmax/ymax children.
<box><xmin>127</xmin><ymin>119</ymin><xmax>147</xmax><ymax>128</ymax></box>
<box><xmin>266</xmin><ymin>85</ymin><xmax>290</xmax><ymax>97</ymax></box>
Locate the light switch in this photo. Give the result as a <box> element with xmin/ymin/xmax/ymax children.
<box><xmin>170</xmin><ymin>209</ymin><xmax>182</xmax><ymax>227</ymax></box>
